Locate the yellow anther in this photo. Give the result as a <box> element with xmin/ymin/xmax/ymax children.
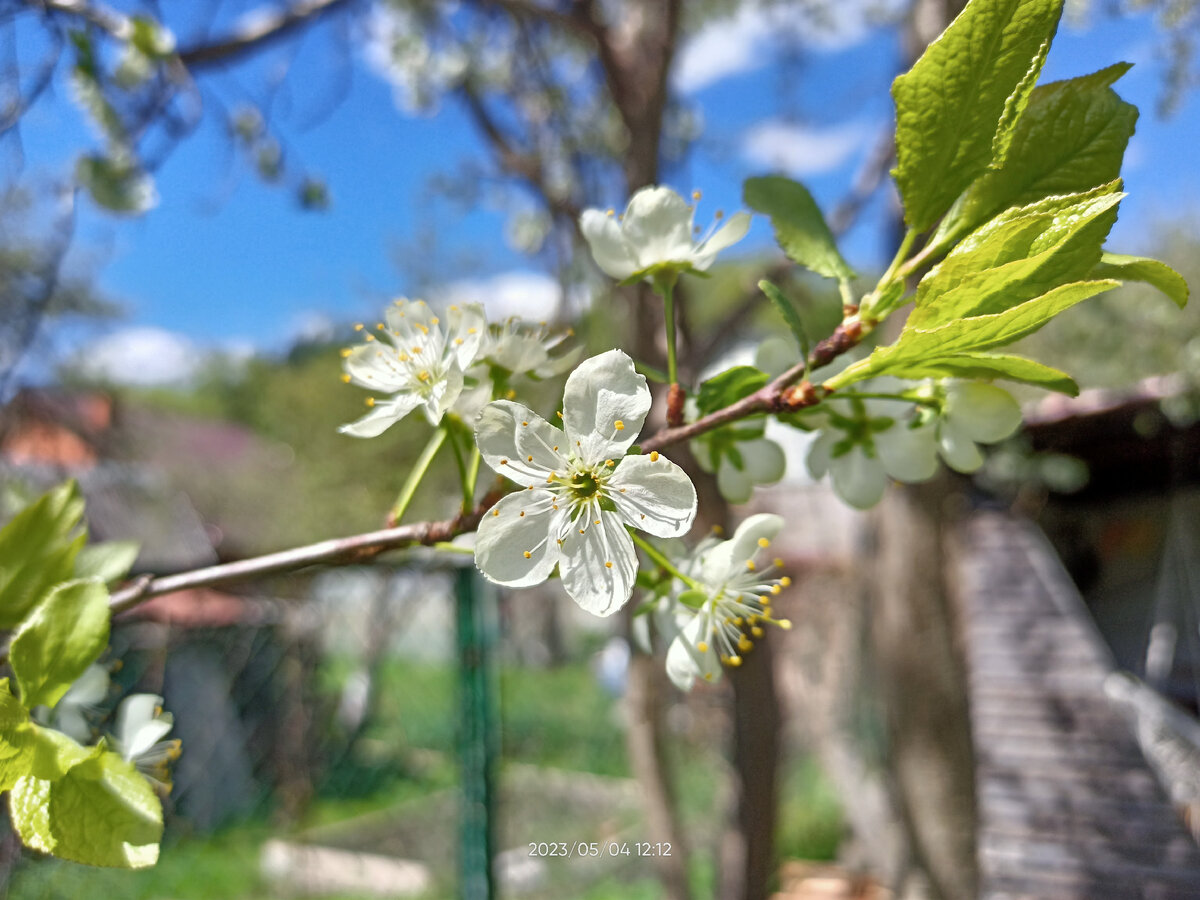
<box><xmin>734</xmin><ymin>617</ymin><xmax>743</xmax><ymax>626</ymax></box>
<box><xmin>650</xmin><ymin>451</ymin><xmax>659</xmax><ymax>461</ymax></box>
<box><xmin>779</xmin><ymin>619</ymin><xmax>793</xmax><ymax>630</ymax></box>
<box><xmin>745</xmin><ymin>560</ymin><xmax>756</xmax><ymax>571</ymax></box>
<box><xmin>696</xmin><ymin>641</ymin><xmax>708</xmax><ymax>653</ymax></box>
<box><xmin>606</xmin><ymin>459</ymin><xmax>615</xmax><ymax>467</ymax></box>
<box><xmin>715</xmin><ymin>209</ymin><xmax>724</xmax><ymax>219</ymax></box>
<box><xmin>340</xmin><ymin>348</ymin><xmax>352</xmax><ymax>358</ymax></box>
<box><xmin>771</xmin><ymin>584</ymin><xmax>782</xmax><ymax>595</ymax></box>
<box><xmin>692</xmin><ymin>189</ymin><xmax>702</xmax><ymax>200</ymax></box>
<box><xmin>566</xmin><ymin>327</ymin><xmax>575</xmax><ymax>336</ymax></box>
<box><xmin>500</xmin><ymin>459</ymin><xmax>508</xmax><ymax>465</ymax></box>
<box><xmin>774</xmin><ymin>557</ymin><xmax>784</xmax><ymax>568</ymax></box>
<box><xmin>712</xmin><ymin>525</ymin><xmax>724</xmax><ymax>535</ymax></box>
<box><xmin>781</xmin><ymin>576</ymin><xmax>792</xmax><ymax>587</ymax></box>
<box><xmin>522</xmin><ymin>421</ymin><xmax>529</xmax><ymax>426</ymax></box>
<box><xmin>468</xmin><ymin>327</ymin><xmax>478</xmax><ymax>334</ymax></box>
<box><xmin>593</xmin><ymin>519</ymin><xmax>601</xmax><ymax>525</ymax></box>
<box><xmin>492</xmin><ymin>509</ymin><xmax>500</xmax><ymax>517</ymax></box>
<box><xmin>758</xmin><ymin>537</ymin><xmax>770</xmax><ymax>548</ymax></box>
<box><xmin>547</xmin><ymin>473</ymin><xmax>555</xmax><ymax>483</ymax></box>
<box><xmin>615</xmin><ymin>420</ymin><xmax>625</xmax><ymax>431</ymax></box>
<box><xmin>341</xmin><ymin>374</ymin><xmax>351</xmax><ymax>383</ymax></box>
<box><xmin>752</xmin><ymin>626</ymin><xmax>764</xmax><ymax>638</ymax></box>
<box><xmin>605</xmin><ymin>561</ymin><xmax>613</xmax><ymax>569</ymax></box>
<box><xmin>704</xmin><ymin>672</ymin><xmax>713</xmax><ymax>681</ymax></box>
<box><xmin>506</xmin><ymin>389</ymin><xmax>516</xmax><ymax>399</ymax></box>
<box><xmin>729</xmin><ymin>654</ymin><xmax>743</xmax><ymax>667</ymax></box>
<box><xmin>354</xmin><ymin>323</ymin><xmax>364</xmax><ymax>331</ymax></box>
<box><xmin>738</xmin><ymin>637</ymin><xmax>753</xmax><ymax>652</ymax></box>
<box><xmin>527</xmin><ymin>455</ymin><xmax>533</xmax><ymax>462</ymax></box>
<box><xmin>556</xmin><ymin>411</ymin><xmax>563</xmax><ymax>419</ymax></box>
<box><xmin>455</xmin><ymin>338</ymin><xmax>464</xmax><ymax>345</ymax></box>
<box><xmin>606</xmin><ymin>208</ymin><xmax>615</xmax><ymax>217</ymax></box>
<box><xmin>524</xmin><ymin>551</ymin><xmax>532</xmax><ymax>559</ymax></box>
<box><xmin>365</xmin><ymin>334</ymin><xmax>375</xmax><ymax>341</ymax></box>
<box><xmin>519</xmin><ymin>511</ymin><xmax>525</xmax><ymax>517</ymax></box>
<box><xmin>365</xmin><ymin>397</ymin><xmax>375</xmax><ymax>407</ymax></box>
<box><xmin>376</xmin><ymin>323</ymin><xmax>385</xmax><ymax>330</ymax></box>
<box><xmin>431</xmin><ymin>316</ymin><xmax>439</xmax><ymax>325</ymax></box>
<box><xmin>449</xmin><ymin>304</ymin><xmax>459</xmax><ymax>311</ymax></box>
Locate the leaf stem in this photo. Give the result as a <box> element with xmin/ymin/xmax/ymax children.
<box><xmin>824</xmin><ymin>391</ymin><xmax>938</xmax><ymax>406</ymax></box>
<box><xmin>443</xmin><ymin>423</ymin><xmax>473</xmax><ymax>512</ymax></box>
<box><xmin>630</xmin><ymin>531</ymin><xmax>700</xmax><ymax>590</ymax></box>
<box><xmin>656</xmin><ymin>276</ymin><xmax>679</xmax><ymax>387</ymax></box>
<box><xmin>389</xmin><ymin>427</ymin><xmax>448</xmax><ymax>525</ymax></box>
<box><xmin>879</xmin><ymin>227</ymin><xmax>918</xmax><ymax>288</ymax></box>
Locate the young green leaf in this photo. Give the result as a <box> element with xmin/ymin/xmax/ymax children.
<box><xmin>831</xmin><ymin>280</ymin><xmax>1119</xmax><ymax>389</ymax></box>
<box><xmin>10</xmin><ymin>578</ymin><xmax>111</xmax><ymax>711</ymax></box>
<box><xmin>697</xmin><ymin>366</ymin><xmax>769</xmax><ymax>416</ymax></box>
<box><xmin>10</xmin><ymin>748</ymin><xmax>162</xmax><ymax>868</ymax></box>
<box><xmin>892</xmin><ymin>0</ymin><xmax>1063</xmax><ymax>231</ymax></box>
<box><xmin>839</xmin><ymin>352</ymin><xmax>1078</xmax><ymax>395</ymax></box>
<box><xmin>676</xmin><ymin>590</ymin><xmax>709</xmax><ymax>610</ymax></box>
<box><xmin>908</xmin><ymin>182</ymin><xmax>1122</xmax><ymax>330</ymax></box>
<box><xmin>75</xmin><ymin>541</ymin><xmax>140</xmax><ymax>586</ymax></box>
<box><xmin>0</xmin><ymin>481</ymin><xmax>87</xmax><ymax>629</ymax></box>
<box><xmin>743</xmin><ymin>177</ymin><xmax>855</xmax><ymax>280</ymax></box>
<box><xmin>758</xmin><ymin>280</ymin><xmax>812</xmax><ymax>365</ymax></box>
<box><xmin>934</xmin><ymin>64</ymin><xmax>1137</xmax><ymax>244</ymax></box>
<box><xmin>1092</xmin><ymin>252</ymin><xmax>1189</xmax><ymax>309</ymax></box>
<box><xmin>0</xmin><ymin>679</ymin><xmax>35</xmax><ymax>792</ymax></box>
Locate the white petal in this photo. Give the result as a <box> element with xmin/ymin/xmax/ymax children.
<box><xmin>944</xmin><ymin>382</ymin><xmax>1021</xmax><ymax>444</ymax></box>
<box><xmin>580</xmin><ymin>209</ymin><xmax>639</xmax><ymax>280</ymax></box>
<box><xmin>739</xmin><ymin>438</ymin><xmax>786</xmax><ymax>483</ymax></box>
<box><xmin>447</xmin><ymin>303</ymin><xmax>488</xmax><ymax>370</ymax></box>
<box><xmin>937</xmin><ymin>420</ymin><xmax>984</xmax><ymax>473</ymax></box>
<box><xmin>699</xmin><ymin>513</ymin><xmax>783</xmax><ymax>585</ymax></box>
<box><xmin>343</xmin><ymin>344</ymin><xmax>412</xmax><ymax>393</ymax></box>
<box><xmin>475</xmin><ymin>400</ymin><xmax>564</xmax><ymax>486</ymax></box>
<box><xmin>608</xmin><ymin>453</ymin><xmax>697</xmax><ymax>538</ymax></box>
<box><xmin>620</xmin><ymin>186</ymin><xmax>696</xmax><ymax>268</ymax></box>
<box><xmin>386</xmin><ymin>298</ymin><xmax>441</xmax><ymax>348</ymax></box>
<box><xmin>115</xmin><ymin>694</ymin><xmax>171</xmax><ymax>760</ymax></box>
<box><xmin>666</xmin><ymin>614</ymin><xmax>722</xmax><ymax>691</ymax></box>
<box><xmin>420</xmin><ymin>363</ymin><xmax>463</xmax><ymax>425</ymax></box>
<box><xmin>339</xmin><ymin>393</ymin><xmax>423</xmax><ymax>438</ymax></box>
<box><xmin>559</xmin><ymin>507</ymin><xmax>638</xmax><ymax>616</ymax></box>
<box><xmin>452</xmin><ymin>370</ymin><xmax>493</xmax><ymax>421</ymax></box>
<box><xmin>806</xmin><ymin>428</ymin><xmax>837</xmax><ymax>479</ymax></box>
<box><xmin>874</xmin><ymin>422</ymin><xmax>939</xmax><ymax>483</ymax></box>
<box><xmin>474</xmin><ymin>490</ymin><xmax>562</xmax><ymax>587</ymax></box>
<box><xmin>562</xmin><ymin>350</ymin><xmax>650</xmax><ymax>463</ymax></box>
<box><xmin>830</xmin><ymin>446</ymin><xmax>888</xmax><ymax>509</ymax></box>
<box><xmin>717</xmin><ymin>458</ymin><xmax>754</xmax><ymax>504</ymax></box>
<box><xmin>691</xmin><ymin>211</ymin><xmax>751</xmax><ymax>271</ymax></box>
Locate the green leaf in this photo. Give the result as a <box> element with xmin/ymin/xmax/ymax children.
<box><xmin>11</xmin><ymin>579</ymin><xmax>111</xmax><ymax>711</ymax></box>
<box><xmin>892</xmin><ymin>0</ymin><xmax>1063</xmax><ymax>231</ymax></box>
<box><xmin>757</xmin><ymin>280</ymin><xmax>812</xmax><ymax>364</ymax></box>
<box><xmin>848</xmin><ymin>352</ymin><xmax>1079</xmax><ymax>395</ymax></box>
<box><xmin>1093</xmin><ymin>252</ymin><xmax>1189</xmax><ymax>309</ymax></box>
<box><xmin>76</xmin><ymin>155</ymin><xmax>158</xmax><ymax>215</ymax></box>
<box><xmin>908</xmin><ymin>182</ymin><xmax>1122</xmax><ymax>331</ymax></box>
<box><xmin>10</xmin><ymin>748</ymin><xmax>162</xmax><ymax>868</ymax></box>
<box><xmin>936</xmin><ymin>64</ymin><xmax>1138</xmax><ymax>243</ymax></box>
<box><xmin>743</xmin><ymin>177</ymin><xmax>855</xmax><ymax>279</ymax></box>
<box><xmin>676</xmin><ymin>590</ymin><xmax>708</xmax><ymax>611</ymax></box>
<box><xmin>0</xmin><ymin>481</ymin><xmax>87</xmax><ymax>629</ymax></box>
<box><xmin>833</xmin><ymin>280</ymin><xmax>1118</xmax><ymax>388</ymax></box>
<box><xmin>0</xmin><ymin>680</ymin><xmax>35</xmax><ymax>792</ymax></box>
<box><xmin>75</xmin><ymin>541</ymin><xmax>140</xmax><ymax>586</ymax></box>
<box><xmin>697</xmin><ymin>366</ymin><xmax>769</xmax><ymax>416</ymax></box>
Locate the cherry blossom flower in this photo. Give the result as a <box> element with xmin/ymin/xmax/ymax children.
<box><xmin>473</xmin><ymin>350</ymin><xmax>697</xmax><ymax>616</ymax></box>
<box><xmin>580</xmin><ymin>186</ymin><xmax>750</xmax><ymax>284</ymax></box>
<box><xmin>339</xmin><ymin>299</ymin><xmax>486</xmax><ymax>437</ymax></box>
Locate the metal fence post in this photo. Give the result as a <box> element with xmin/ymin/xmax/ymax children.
<box><xmin>455</xmin><ymin>565</ymin><xmax>496</xmax><ymax>900</ymax></box>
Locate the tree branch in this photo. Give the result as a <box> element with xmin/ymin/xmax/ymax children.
<box><xmin>177</xmin><ymin>0</ymin><xmax>357</xmax><ymax>69</ymax></box>
<box><xmin>107</xmin><ymin>493</ymin><xmax>500</xmax><ymax>614</ymax></box>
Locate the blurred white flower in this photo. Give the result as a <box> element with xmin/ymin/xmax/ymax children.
<box><xmin>339</xmin><ymin>299</ymin><xmax>486</xmax><ymax>436</ymax></box>
<box><xmin>580</xmin><ymin>186</ymin><xmax>750</xmax><ymax>284</ymax></box>
<box><xmin>691</xmin><ymin>425</ymin><xmax>786</xmax><ymax>504</ymax></box>
<box><xmin>478</xmin><ymin>319</ymin><xmax>581</xmax><ymax>380</ymax></box>
<box><xmin>34</xmin><ymin>664</ymin><xmax>109</xmax><ymax>743</ymax></box>
<box><xmin>474</xmin><ymin>350</ymin><xmax>697</xmax><ymax>616</ymax></box>
<box><xmin>665</xmin><ymin>514</ymin><xmax>792</xmax><ymax>691</ymax></box>
<box><xmin>110</xmin><ymin>693</ymin><xmax>179</xmax><ymax>789</ymax></box>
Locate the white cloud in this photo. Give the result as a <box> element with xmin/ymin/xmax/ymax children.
<box><xmin>288</xmin><ymin>310</ymin><xmax>336</xmax><ymax>345</ymax></box>
<box><xmin>674</xmin><ymin>0</ymin><xmax>906</xmax><ymax>93</ymax></box>
<box><xmin>741</xmin><ymin>118</ymin><xmax>871</xmax><ymax>177</ymax></box>
<box><xmin>432</xmin><ymin>270</ymin><xmax>565</xmax><ymax>322</ymax></box>
<box><xmin>76</xmin><ymin>327</ymin><xmax>205</xmax><ymax>386</ymax></box>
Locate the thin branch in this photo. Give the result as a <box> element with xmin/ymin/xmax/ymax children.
<box><xmin>176</xmin><ymin>0</ymin><xmax>356</xmax><ymax>69</ymax></box>
<box><xmin>107</xmin><ymin>492</ymin><xmax>500</xmax><ymax>614</ymax></box>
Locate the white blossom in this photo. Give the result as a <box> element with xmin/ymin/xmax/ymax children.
<box><xmin>692</xmin><ymin>426</ymin><xmax>786</xmax><ymax>504</ymax></box>
<box><xmin>478</xmin><ymin>318</ymin><xmax>581</xmax><ymax>380</ymax></box>
<box><xmin>110</xmin><ymin>693</ymin><xmax>179</xmax><ymax>787</ymax></box>
<box><xmin>929</xmin><ymin>380</ymin><xmax>1022</xmax><ymax>473</ymax></box>
<box><xmin>580</xmin><ymin>186</ymin><xmax>750</xmax><ymax>283</ymax></box>
<box><xmin>665</xmin><ymin>514</ymin><xmax>792</xmax><ymax>691</ymax></box>
<box><xmin>474</xmin><ymin>350</ymin><xmax>697</xmax><ymax>616</ymax></box>
<box><xmin>339</xmin><ymin>299</ymin><xmax>486</xmax><ymax>437</ymax></box>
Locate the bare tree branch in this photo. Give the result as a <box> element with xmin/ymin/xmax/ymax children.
<box><xmin>177</xmin><ymin>0</ymin><xmax>357</xmax><ymax>69</ymax></box>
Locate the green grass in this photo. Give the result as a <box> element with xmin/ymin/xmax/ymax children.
<box><xmin>7</xmin><ymin>661</ymin><xmax>842</xmax><ymax>899</ymax></box>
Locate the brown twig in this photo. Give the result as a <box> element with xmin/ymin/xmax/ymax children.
<box><xmin>106</xmin><ymin>493</ymin><xmax>501</xmax><ymax>614</ymax></box>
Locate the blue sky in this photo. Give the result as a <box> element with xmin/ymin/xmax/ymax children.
<box><xmin>9</xmin><ymin>2</ymin><xmax>1199</xmax><ymax>384</ymax></box>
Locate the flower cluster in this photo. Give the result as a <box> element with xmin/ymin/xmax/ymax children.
<box><xmin>806</xmin><ymin>379</ymin><xmax>1022</xmax><ymax>508</ymax></box>
<box><xmin>473</xmin><ymin>350</ymin><xmax>697</xmax><ymax>615</ymax></box>
<box><xmin>339</xmin><ymin>299</ymin><xmax>577</xmax><ymax>436</ymax></box>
